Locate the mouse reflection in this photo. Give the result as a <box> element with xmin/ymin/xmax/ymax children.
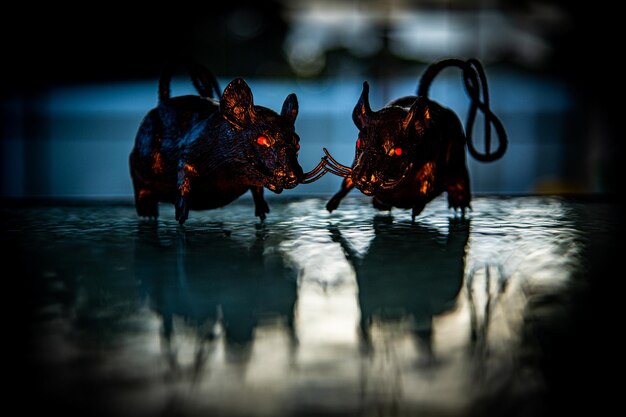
<box><xmin>330</xmin><ymin>216</ymin><xmax>470</xmax><ymax>360</ymax></box>
<box><xmin>134</xmin><ymin>223</ymin><xmax>299</xmax><ymax>376</ymax></box>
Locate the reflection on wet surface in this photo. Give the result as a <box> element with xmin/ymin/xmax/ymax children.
<box><xmin>3</xmin><ymin>196</ymin><xmax>620</xmax><ymax>416</ymax></box>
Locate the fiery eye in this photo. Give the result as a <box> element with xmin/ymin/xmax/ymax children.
<box><xmin>296</xmin><ymin>142</ymin><xmax>300</xmax><ymax>151</ymax></box>
<box><xmin>388</xmin><ymin>147</ymin><xmax>403</xmax><ymax>156</ymax></box>
<box><xmin>356</xmin><ymin>138</ymin><xmax>361</xmax><ymax>149</ymax></box>
<box><xmin>257</xmin><ymin>136</ymin><xmax>270</xmax><ymax>147</ymax></box>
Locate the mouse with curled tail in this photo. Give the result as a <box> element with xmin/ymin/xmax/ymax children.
<box><xmin>130</xmin><ymin>62</ymin><xmax>322</xmax><ymax>224</ymax></box>
<box><xmin>321</xmin><ymin>58</ymin><xmax>507</xmax><ymax>220</ymax></box>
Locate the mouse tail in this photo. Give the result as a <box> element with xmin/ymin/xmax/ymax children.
<box><xmin>417</xmin><ymin>58</ymin><xmax>508</xmax><ymax>162</ymax></box>
<box><xmin>158</xmin><ymin>60</ymin><xmax>221</xmax><ymax>103</ymax></box>
<box><xmin>187</xmin><ymin>59</ymin><xmax>222</xmax><ymax>99</ymax></box>
<box><xmin>417</xmin><ymin>58</ymin><xmax>466</xmax><ymax>98</ymax></box>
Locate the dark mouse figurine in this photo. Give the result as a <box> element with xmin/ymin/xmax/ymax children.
<box><xmin>319</xmin><ymin>58</ymin><xmax>507</xmax><ymax>220</ymax></box>
<box><xmin>130</xmin><ymin>62</ymin><xmax>312</xmax><ymax>224</ymax></box>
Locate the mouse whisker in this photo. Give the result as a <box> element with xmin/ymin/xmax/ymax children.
<box><xmin>325</xmin><ymin>162</ymin><xmax>351</xmax><ymax>176</ymax></box>
<box><xmin>321</xmin><ymin>157</ymin><xmax>352</xmax><ymax>177</ymax></box>
<box><xmin>302</xmin><ymin>159</ymin><xmax>328</xmax><ymax>181</ymax></box>
<box><xmin>322</xmin><ymin>148</ymin><xmax>353</xmax><ymax>172</ymax></box>
<box><xmin>322</xmin><ymin>158</ymin><xmax>352</xmax><ymax>177</ymax></box>
<box><xmin>301</xmin><ymin>156</ymin><xmax>351</xmax><ymax>183</ymax></box>
<box><xmin>300</xmin><ymin>172</ymin><xmax>325</xmax><ymax>184</ymax></box>
<box><xmin>322</xmin><ymin>163</ymin><xmax>350</xmax><ymax>178</ymax></box>
<box><xmin>301</xmin><ymin>167</ymin><xmax>338</xmax><ymax>183</ymax></box>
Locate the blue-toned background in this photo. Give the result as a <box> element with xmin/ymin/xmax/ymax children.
<box><xmin>0</xmin><ymin>1</ymin><xmax>619</xmax><ymax>199</ymax></box>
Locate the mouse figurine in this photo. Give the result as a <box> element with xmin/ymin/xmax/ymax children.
<box><xmin>130</xmin><ymin>62</ymin><xmax>319</xmax><ymax>224</ymax></box>
<box><xmin>320</xmin><ymin>58</ymin><xmax>507</xmax><ymax>220</ymax></box>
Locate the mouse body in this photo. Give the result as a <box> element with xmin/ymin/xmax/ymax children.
<box><xmin>326</xmin><ymin>83</ymin><xmax>470</xmax><ymax>219</ymax></box>
<box><xmin>324</xmin><ymin>58</ymin><xmax>507</xmax><ymax>219</ymax></box>
<box><xmin>130</xmin><ymin>64</ymin><xmax>303</xmax><ymax>224</ymax></box>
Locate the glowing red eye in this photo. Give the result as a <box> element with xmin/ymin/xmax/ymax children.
<box><xmin>356</xmin><ymin>138</ymin><xmax>361</xmax><ymax>149</ymax></box>
<box><xmin>394</xmin><ymin>147</ymin><xmax>402</xmax><ymax>156</ymax></box>
<box><xmin>257</xmin><ymin>136</ymin><xmax>270</xmax><ymax>147</ymax></box>
<box><xmin>296</xmin><ymin>143</ymin><xmax>300</xmax><ymax>151</ymax></box>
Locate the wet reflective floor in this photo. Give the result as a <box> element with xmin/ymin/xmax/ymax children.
<box><xmin>3</xmin><ymin>196</ymin><xmax>621</xmax><ymax>416</ymax></box>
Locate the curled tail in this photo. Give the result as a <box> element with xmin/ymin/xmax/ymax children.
<box><xmin>417</xmin><ymin>58</ymin><xmax>467</xmax><ymax>98</ymax></box>
<box><xmin>417</xmin><ymin>58</ymin><xmax>508</xmax><ymax>162</ymax></box>
<box><xmin>187</xmin><ymin>59</ymin><xmax>221</xmax><ymax>99</ymax></box>
<box><xmin>157</xmin><ymin>60</ymin><xmax>222</xmax><ymax>104</ymax></box>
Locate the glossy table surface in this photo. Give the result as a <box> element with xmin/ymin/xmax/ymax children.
<box><xmin>3</xmin><ymin>196</ymin><xmax>620</xmax><ymax>416</ymax></box>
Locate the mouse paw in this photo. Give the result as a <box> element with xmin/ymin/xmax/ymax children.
<box><xmin>411</xmin><ymin>203</ymin><xmax>426</xmax><ymax>222</ymax></box>
<box><xmin>447</xmin><ymin>191</ymin><xmax>471</xmax><ymax>216</ymax></box>
<box><xmin>135</xmin><ymin>189</ymin><xmax>159</xmax><ymax>218</ymax></box>
<box><xmin>446</xmin><ymin>180</ymin><xmax>470</xmax><ymax>212</ymax></box>
<box><xmin>255</xmin><ymin>200</ymin><xmax>270</xmax><ymax>221</ymax></box>
<box><xmin>175</xmin><ymin>196</ymin><xmax>189</xmax><ymax>225</ymax></box>
<box><xmin>326</xmin><ymin>197</ymin><xmax>340</xmax><ymax>213</ymax></box>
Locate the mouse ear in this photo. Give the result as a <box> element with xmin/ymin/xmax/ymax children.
<box><xmin>281</xmin><ymin>93</ymin><xmax>298</xmax><ymax>126</ymax></box>
<box><xmin>352</xmin><ymin>81</ymin><xmax>372</xmax><ymax>130</ymax></box>
<box><xmin>404</xmin><ymin>96</ymin><xmax>432</xmax><ymax>135</ymax></box>
<box><xmin>220</xmin><ymin>78</ymin><xmax>255</xmax><ymax>127</ymax></box>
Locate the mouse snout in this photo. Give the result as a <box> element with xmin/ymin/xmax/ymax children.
<box><xmin>362</xmin><ymin>173</ymin><xmax>378</xmax><ymax>184</ymax></box>
<box><xmin>274</xmin><ymin>168</ymin><xmax>293</xmax><ymax>180</ymax></box>
<box><xmin>274</xmin><ymin>165</ymin><xmax>301</xmax><ymax>188</ymax></box>
<box><xmin>353</xmin><ymin>167</ymin><xmax>382</xmax><ymax>195</ymax></box>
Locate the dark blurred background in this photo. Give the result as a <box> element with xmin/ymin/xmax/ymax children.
<box><xmin>1</xmin><ymin>0</ymin><xmax>621</xmax><ymax>199</ymax></box>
